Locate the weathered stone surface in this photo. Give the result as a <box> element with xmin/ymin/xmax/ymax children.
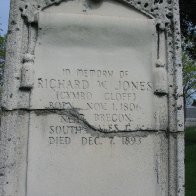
<box><xmin>0</xmin><ymin>0</ymin><xmax>184</xmax><ymax>196</ymax></box>
<box><xmin>27</xmin><ymin>112</ymin><xmax>168</xmax><ymax>196</ymax></box>
<box><xmin>32</xmin><ymin>11</ymin><xmax>164</xmax><ymax>131</ymax></box>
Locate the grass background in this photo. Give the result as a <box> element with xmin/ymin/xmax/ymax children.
<box><xmin>185</xmin><ymin>127</ymin><xmax>196</xmax><ymax>196</ymax></box>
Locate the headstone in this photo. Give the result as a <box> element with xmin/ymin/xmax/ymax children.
<box><xmin>0</xmin><ymin>0</ymin><xmax>184</xmax><ymax>196</ymax></box>
<box><xmin>185</xmin><ymin>106</ymin><xmax>196</xmax><ymax>127</ymax></box>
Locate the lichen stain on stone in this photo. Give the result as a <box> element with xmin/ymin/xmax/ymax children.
<box><xmin>19</xmin><ymin>0</ymin><xmax>172</xmax><ymax>29</ymax></box>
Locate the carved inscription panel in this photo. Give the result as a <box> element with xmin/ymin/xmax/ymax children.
<box><xmin>31</xmin><ymin>9</ymin><xmax>163</xmax><ymax>131</ymax></box>
<box><xmin>27</xmin><ymin>2</ymin><xmax>169</xmax><ymax>196</ymax></box>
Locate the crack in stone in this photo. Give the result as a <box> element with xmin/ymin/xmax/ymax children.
<box><xmin>1</xmin><ymin>106</ymin><xmax>168</xmax><ymax>138</ymax></box>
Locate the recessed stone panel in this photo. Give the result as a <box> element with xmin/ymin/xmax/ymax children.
<box><xmin>31</xmin><ymin>5</ymin><xmax>165</xmax><ymax>131</ymax></box>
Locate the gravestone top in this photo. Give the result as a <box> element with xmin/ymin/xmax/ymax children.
<box><xmin>0</xmin><ymin>0</ymin><xmax>184</xmax><ymax>196</ymax></box>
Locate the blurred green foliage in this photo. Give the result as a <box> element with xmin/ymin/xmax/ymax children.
<box><xmin>182</xmin><ymin>52</ymin><xmax>196</xmax><ymax>106</ymax></box>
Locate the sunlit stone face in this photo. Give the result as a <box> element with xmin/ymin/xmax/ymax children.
<box><xmin>26</xmin><ymin>1</ymin><xmax>168</xmax><ymax>196</ymax></box>
<box><xmin>31</xmin><ymin>6</ymin><xmax>161</xmax><ymax>131</ymax></box>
